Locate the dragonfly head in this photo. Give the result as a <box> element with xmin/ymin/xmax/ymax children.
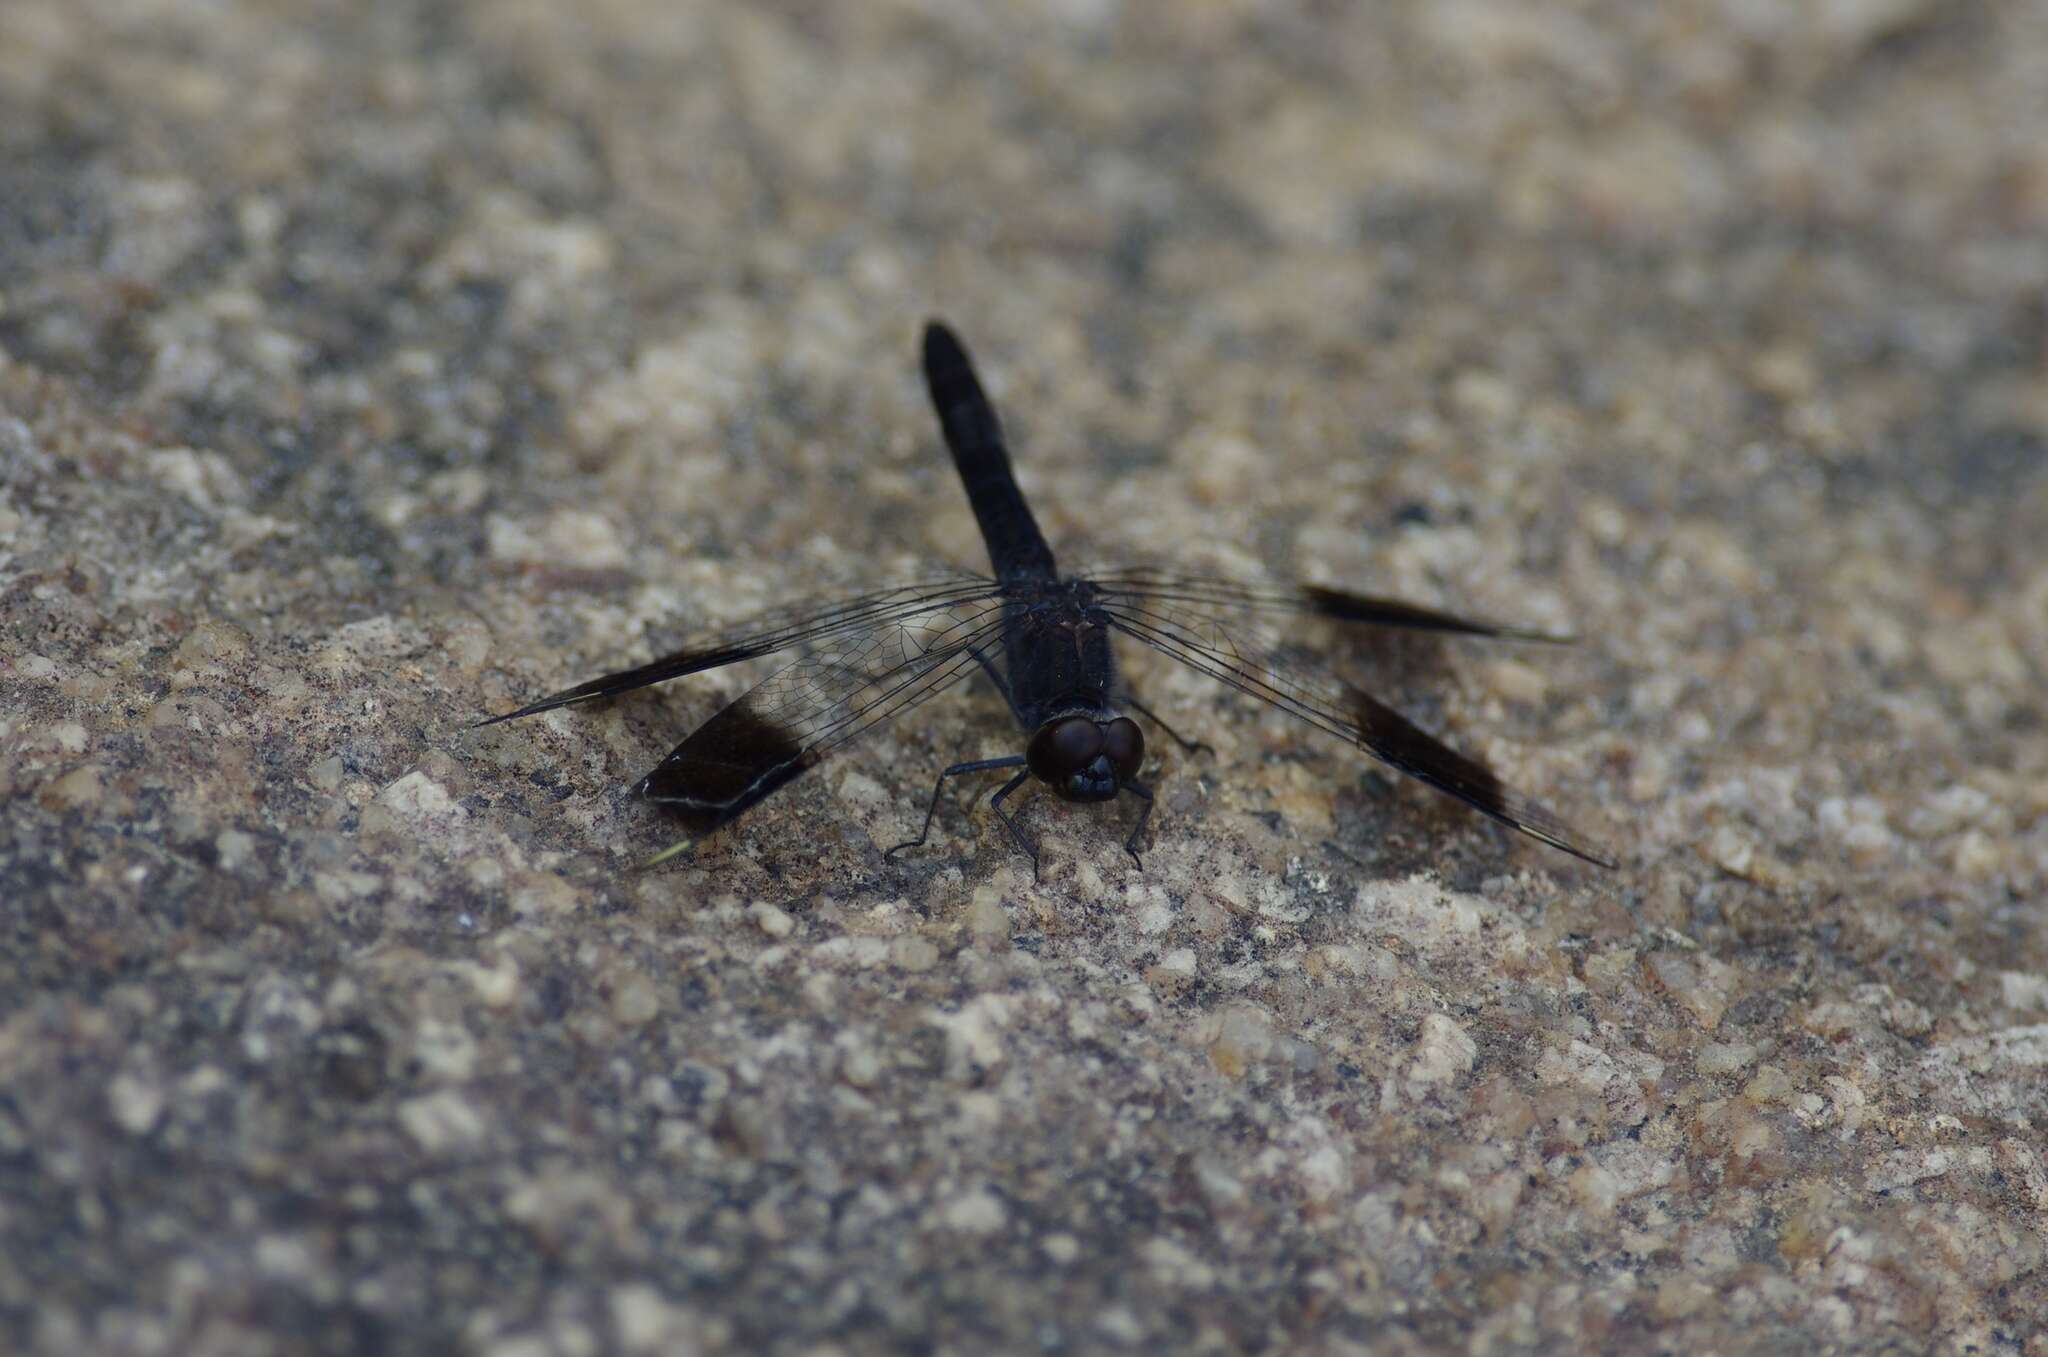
<box><xmin>1027</xmin><ymin>714</ymin><xmax>1144</xmax><ymax>803</ymax></box>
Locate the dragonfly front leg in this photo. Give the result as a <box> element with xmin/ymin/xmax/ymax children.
<box><xmin>985</xmin><ymin>766</ymin><xmax>1039</xmax><ymax>880</ymax></box>
<box><xmin>886</xmin><ymin>755</ymin><xmax>1029</xmax><ymax>864</ymax></box>
<box><xmin>1119</xmin><ymin>779</ymin><xmax>1154</xmax><ymax>868</ymax></box>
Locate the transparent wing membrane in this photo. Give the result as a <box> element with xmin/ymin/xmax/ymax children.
<box><xmin>476</xmin><ymin>571</ymin><xmax>1002</xmax><ymax>725</ymax></box>
<box><xmin>1082</xmin><ymin>566</ymin><xmax>1574</xmax><ymax>642</ymax></box>
<box><xmin>1094</xmin><ymin>586</ymin><xmax>1614</xmax><ymax>867</ymax></box>
<box><xmin>638</xmin><ymin>600</ymin><xmax>1007</xmax><ymax>834</ymax></box>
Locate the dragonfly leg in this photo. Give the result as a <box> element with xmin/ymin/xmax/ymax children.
<box><xmin>965</xmin><ymin>643</ymin><xmax>1026</xmax><ymax>725</ymax></box>
<box><xmin>886</xmin><ymin>755</ymin><xmax>1028</xmax><ymax>862</ymax></box>
<box><xmin>1124</xmin><ymin>696</ymin><xmax>1212</xmax><ymax>757</ymax></box>
<box><xmin>1119</xmin><ymin>779</ymin><xmax>1155</xmax><ymax>868</ymax></box>
<box><xmin>986</xmin><ymin>766</ymin><xmax>1039</xmax><ymax>880</ymax></box>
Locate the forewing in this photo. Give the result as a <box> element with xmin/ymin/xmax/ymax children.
<box><xmin>477</xmin><ymin>570</ymin><xmax>1001</xmax><ymax>725</ymax></box>
<box><xmin>1097</xmin><ymin>594</ymin><xmax>1614</xmax><ymax>867</ymax></box>
<box><xmin>636</xmin><ymin>594</ymin><xmax>1010</xmax><ymax>838</ymax></box>
<box><xmin>1086</xmin><ymin>566</ymin><xmax>1572</xmax><ymax>642</ymax></box>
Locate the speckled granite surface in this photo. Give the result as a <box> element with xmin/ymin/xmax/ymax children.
<box><xmin>4</xmin><ymin>3</ymin><xmax>2046</xmax><ymax>1354</ymax></box>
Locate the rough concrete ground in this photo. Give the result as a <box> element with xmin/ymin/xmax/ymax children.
<box><xmin>2</xmin><ymin>2</ymin><xmax>2046</xmax><ymax>1354</ymax></box>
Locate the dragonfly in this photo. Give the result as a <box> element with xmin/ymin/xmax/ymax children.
<box><xmin>480</xmin><ymin>321</ymin><xmax>1615</xmax><ymax>874</ymax></box>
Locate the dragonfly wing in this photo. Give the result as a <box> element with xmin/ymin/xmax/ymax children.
<box><xmin>1084</xmin><ymin>566</ymin><xmax>1574</xmax><ymax>642</ymax></box>
<box><xmin>637</xmin><ymin>595</ymin><xmax>1011</xmax><ymax>838</ymax></box>
<box><xmin>1096</xmin><ymin>593</ymin><xmax>1614</xmax><ymax>867</ymax></box>
<box><xmin>477</xmin><ymin>570</ymin><xmax>1002</xmax><ymax>725</ymax></box>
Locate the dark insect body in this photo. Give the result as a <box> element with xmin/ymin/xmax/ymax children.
<box><xmin>481</xmin><ymin>322</ymin><xmax>1615</xmax><ymax>874</ymax></box>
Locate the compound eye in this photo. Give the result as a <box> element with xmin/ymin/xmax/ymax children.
<box><xmin>1048</xmin><ymin>716</ymin><xmax>1103</xmax><ymax>768</ymax></box>
<box><xmin>1029</xmin><ymin>715</ymin><xmax>1103</xmax><ymax>780</ymax></box>
<box><xmin>1102</xmin><ymin>717</ymin><xmax>1144</xmax><ymax>778</ymax></box>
